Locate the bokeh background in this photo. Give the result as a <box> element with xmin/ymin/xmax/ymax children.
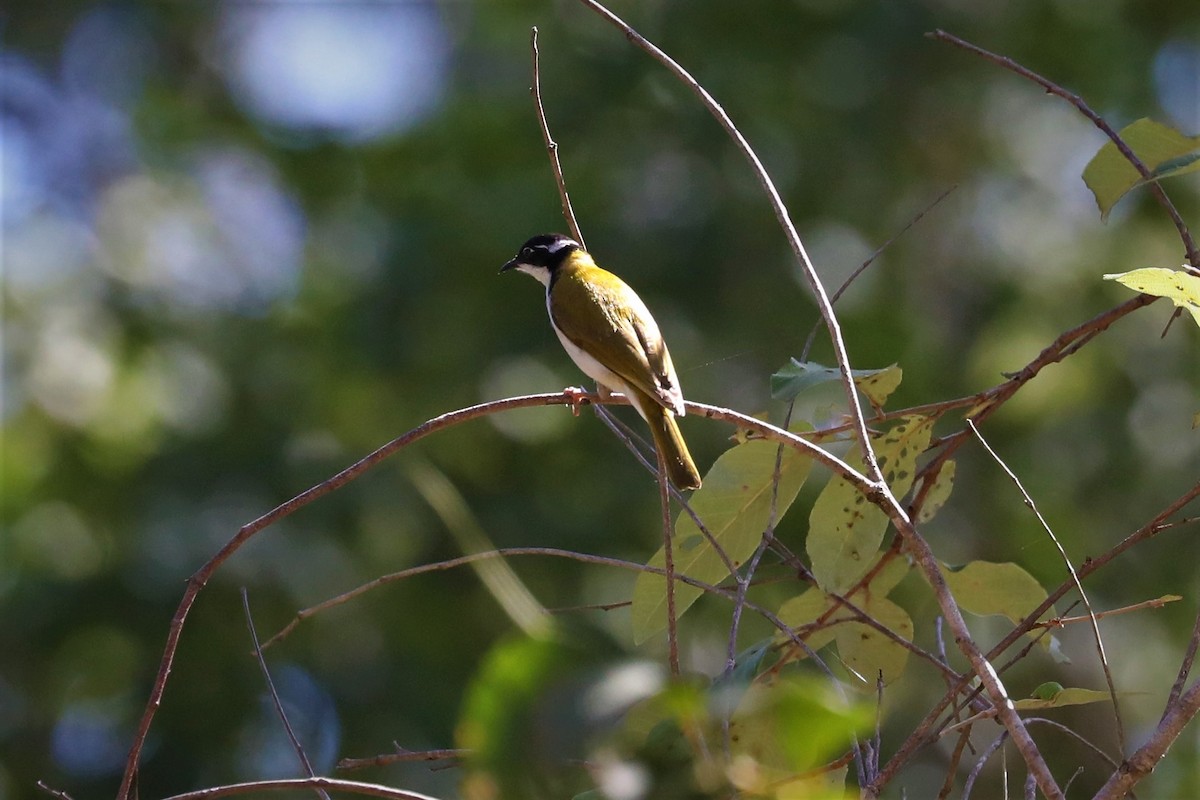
<box><xmin>3</xmin><ymin>1</ymin><xmax>1199</xmax><ymax>798</ymax></box>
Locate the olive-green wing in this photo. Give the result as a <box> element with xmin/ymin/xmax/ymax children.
<box><xmin>550</xmin><ymin>264</ymin><xmax>684</xmax><ymax>413</ymax></box>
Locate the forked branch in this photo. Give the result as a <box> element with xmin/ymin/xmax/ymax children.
<box><xmin>575</xmin><ymin>2</ymin><xmax>1061</xmax><ymax>795</ymax></box>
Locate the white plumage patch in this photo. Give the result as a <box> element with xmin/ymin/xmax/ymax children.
<box><xmin>514</xmin><ymin>263</ymin><xmax>552</xmax><ymax>287</ymax></box>
<box><xmin>545</xmin><ymin>237</ymin><xmax>578</xmax><ymax>254</ymax></box>
<box><xmin>550</xmin><ymin>316</ymin><xmax>649</xmax><ymax>420</ymax></box>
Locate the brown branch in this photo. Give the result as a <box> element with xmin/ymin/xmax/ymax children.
<box><xmin>338</xmin><ymin>747</ymin><xmax>466</xmax><ymax>772</ymax></box>
<box><xmin>1026</xmin><ymin>717</ymin><xmax>1123</xmax><ymax>772</ymax></box>
<box><xmin>1031</xmin><ymin>595</ymin><xmax>1181</xmax><ymax>629</ymax></box>
<box><xmin>157</xmin><ymin>777</ymin><xmax>444</xmax><ymax>800</ymax></box>
<box><xmin>264</xmin><ymin>546</ymin><xmax>847</xmax><ymax>692</ymax></box>
<box><xmin>802</xmin><ymin>184</ymin><xmax>957</xmax><ymax>359</ymax></box>
<box><xmin>928</xmin><ymin>29</ymin><xmax>1199</xmax><ymax>269</ymax></box>
<box><xmin>1167</xmin><ymin>606</ymin><xmax>1200</xmax><ymax>710</ymax></box>
<box><xmin>656</xmin><ymin>447</ymin><xmax>681</xmax><ymax>675</ymax></box>
<box><xmin>530</xmin><ymin>27</ymin><xmax>585</xmax><ymax>246</ymax></box>
<box><xmin>871</xmin><ymin>480</ymin><xmax>1200</xmax><ymax>792</ymax></box>
<box><xmin>241</xmin><ymin>589</ymin><xmax>329</xmax><ymax>800</ymax></box>
<box><xmin>968</xmin><ymin>420</ymin><xmax>1125</xmax><ymax>752</ymax></box>
<box><xmin>1095</xmin><ymin>680</ymin><xmax>1200</xmax><ymax>799</ymax></box>
<box><xmin>116</xmin><ymin>391</ymin><xmax>630</xmax><ymax>800</ymax></box>
<box><xmin>573</xmin><ymin>6</ymin><xmax>1060</xmax><ymax>793</ymax></box>
<box><xmin>906</xmin><ymin>293</ymin><xmax>1156</xmax><ymax>514</ymax></box>
<box><xmin>263</xmin><ymin>547</ymin><xmax>660</xmax><ymax>649</ymax></box>
<box><xmin>574</xmin><ymin>0</ymin><xmax>881</xmax><ymax>479</ymax></box>
<box><xmin>36</xmin><ymin>783</ymin><xmax>75</xmax><ymax>800</ymax></box>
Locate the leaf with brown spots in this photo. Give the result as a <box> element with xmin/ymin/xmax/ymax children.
<box><xmin>807</xmin><ymin>416</ymin><xmax>935</xmax><ymax>594</ymax></box>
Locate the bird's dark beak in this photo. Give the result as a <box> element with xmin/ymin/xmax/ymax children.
<box><xmin>499</xmin><ymin>257</ymin><xmax>520</xmax><ymax>274</ymax></box>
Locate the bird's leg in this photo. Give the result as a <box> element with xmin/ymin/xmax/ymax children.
<box><xmin>594</xmin><ymin>382</ymin><xmax>629</xmax><ymax>407</ymax></box>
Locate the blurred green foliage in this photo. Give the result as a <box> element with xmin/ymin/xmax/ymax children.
<box><xmin>2</xmin><ymin>1</ymin><xmax>1199</xmax><ymax>798</ymax></box>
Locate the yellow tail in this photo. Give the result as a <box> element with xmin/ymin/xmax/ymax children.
<box><xmin>641</xmin><ymin>398</ymin><xmax>702</xmax><ymax>490</ymax></box>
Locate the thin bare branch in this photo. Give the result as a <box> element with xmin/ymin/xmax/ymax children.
<box><xmin>1031</xmin><ymin>595</ymin><xmax>1182</xmax><ymax>630</ymax></box>
<box><xmin>968</xmin><ymin>419</ymin><xmax>1125</xmax><ymax>752</ymax></box>
<box><xmin>530</xmin><ymin>27</ymin><xmax>585</xmax><ymax>246</ymax></box>
<box><xmin>1095</xmin><ymin>679</ymin><xmax>1200</xmax><ymax>799</ymax></box>
<box><xmin>936</xmin><ymin>729</ymin><xmax>972</xmax><ymax>800</ymax></box>
<box><xmin>962</xmin><ymin>730</ymin><xmax>1008</xmax><ymax>800</ymax></box>
<box><xmin>928</xmin><ymin>29</ymin><xmax>1198</xmax><ymax>268</ymax></box>
<box><xmin>1167</xmin><ymin>607</ymin><xmax>1200</xmax><ymax>710</ymax></box>
<box><xmin>339</xmin><ymin>747</ymin><xmax>466</xmax><ymax>772</ymax></box>
<box><xmin>1026</xmin><ymin>717</ymin><xmax>1122</xmax><ymax>771</ymax></box>
<box><xmin>115</xmin><ymin>391</ymin><xmax>606</xmax><ymax>799</ymax></box>
<box><xmin>656</xmin><ymin>447</ymin><xmax>681</xmax><ymax>675</ymax></box>
<box><xmin>35</xmin><ymin>783</ymin><xmax>75</xmax><ymax>800</ymax></box>
<box><xmin>570</xmin><ymin>6</ymin><xmax>1061</xmax><ymax>788</ymax></box>
<box><xmin>802</xmin><ymin>184</ymin><xmax>958</xmax><ymax>359</ymax></box>
<box><xmin>158</xmin><ymin>777</ymin><xmax>444</xmax><ymax>800</ymax></box>
<box><xmin>574</xmin><ymin>0</ymin><xmax>881</xmax><ymax>479</ymax></box>
<box><xmin>241</xmin><ymin>589</ymin><xmax>330</xmax><ymax>800</ymax></box>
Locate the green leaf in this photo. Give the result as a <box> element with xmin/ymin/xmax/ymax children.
<box><xmin>942</xmin><ymin>560</ymin><xmax>1056</xmax><ymax>643</ymax></box>
<box><xmin>458</xmin><ymin>626</ymin><xmax>625</xmax><ymax>797</ymax></box>
<box><xmin>916</xmin><ymin>460</ymin><xmax>955</xmax><ymax>523</ymax></box>
<box><xmin>1014</xmin><ymin>686</ymin><xmax>1125</xmax><ymax>710</ymax></box>
<box><xmin>871</xmin><ymin>552</ymin><xmax>913</xmax><ymax>597</ymax></box>
<box><xmin>834</xmin><ymin>594</ymin><xmax>913</xmax><ymax>686</ymax></box>
<box><xmin>776</xmin><ymin>586</ymin><xmax>840</xmax><ymax>654</ymax></box>
<box><xmin>632</xmin><ymin>438</ymin><xmax>813</xmax><ymax>644</ymax></box>
<box><xmin>714</xmin><ymin>639</ymin><xmax>773</xmax><ymax>695</ymax></box>
<box><xmin>1082</xmin><ymin>118</ymin><xmax>1200</xmax><ymax>220</ymax></box>
<box><xmin>1103</xmin><ymin>267</ymin><xmax>1200</xmax><ymax>328</ymax></box>
<box><xmin>771</xmin><ymin>359</ymin><xmax>902</xmax><ymax>406</ymax></box>
<box><xmin>777</xmin><ymin>553</ymin><xmax>914</xmax><ymax>685</ymax></box>
<box><xmin>727</xmin><ymin>678</ymin><xmax>870</xmax><ymax>774</ymax></box>
<box><xmin>807</xmin><ymin>416</ymin><xmax>934</xmax><ymax>594</ymax></box>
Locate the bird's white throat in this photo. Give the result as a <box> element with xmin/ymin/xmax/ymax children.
<box><xmin>515</xmin><ymin>263</ymin><xmax>552</xmax><ymax>288</ymax></box>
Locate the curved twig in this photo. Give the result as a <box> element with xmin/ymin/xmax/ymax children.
<box><xmin>655</xmin><ymin>447</ymin><xmax>681</xmax><ymax>674</ymax></box>
<box><xmin>572</xmin><ymin>4</ymin><xmax>1062</xmax><ymax>793</ymax></box>
<box><xmin>968</xmin><ymin>420</ymin><xmax>1125</xmax><ymax>752</ymax></box>
<box><xmin>115</xmin><ymin>392</ymin><xmax>626</xmax><ymax>799</ymax></box>
<box><xmin>241</xmin><ymin>589</ymin><xmax>329</xmax><ymax>800</ymax></box>
<box><xmin>158</xmin><ymin>777</ymin><xmax>443</xmax><ymax>800</ymax></box>
<box><xmin>530</xmin><ymin>27</ymin><xmax>585</xmax><ymax>246</ymax></box>
<box><xmin>574</xmin><ymin>0</ymin><xmax>880</xmax><ymax>478</ymax></box>
<box><xmin>118</xmin><ymin>390</ymin><xmax>870</xmax><ymax>798</ymax></box>
<box><xmin>928</xmin><ymin>29</ymin><xmax>1198</xmax><ymax>269</ymax></box>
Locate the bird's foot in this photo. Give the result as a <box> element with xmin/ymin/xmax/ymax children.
<box><xmin>563</xmin><ymin>386</ymin><xmax>592</xmax><ymax>417</ymax></box>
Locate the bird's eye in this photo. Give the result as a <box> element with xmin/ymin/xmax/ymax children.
<box><xmin>521</xmin><ymin>246</ymin><xmax>533</xmax><ymax>256</ymax></box>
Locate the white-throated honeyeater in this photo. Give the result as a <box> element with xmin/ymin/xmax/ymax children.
<box><xmin>501</xmin><ymin>233</ymin><xmax>702</xmax><ymax>490</ymax></box>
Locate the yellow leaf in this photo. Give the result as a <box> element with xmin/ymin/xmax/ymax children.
<box><xmin>776</xmin><ymin>586</ymin><xmax>840</xmax><ymax>655</ymax></box>
<box><xmin>854</xmin><ymin>364</ymin><xmax>903</xmax><ymax>407</ymax></box>
<box><xmin>807</xmin><ymin>416</ymin><xmax>934</xmax><ymax>594</ymax></box>
<box><xmin>916</xmin><ymin>460</ymin><xmax>955</xmax><ymax>524</ymax></box>
<box><xmin>777</xmin><ymin>553</ymin><xmax>914</xmax><ymax>684</ymax></box>
<box><xmin>1104</xmin><ymin>267</ymin><xmax>1200</xmax><ymax>328</ymax></box>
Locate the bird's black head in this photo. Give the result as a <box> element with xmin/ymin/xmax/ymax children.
<box><xmin>500</xmin><ymin>233</ymin><xmax>581</xmax><ymax>275</ymax></box>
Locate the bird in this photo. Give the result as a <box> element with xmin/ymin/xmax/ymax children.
<box><xmin>501</xmin><ymin>233</ymin><xmax>702</xmax><ymax>490</ymax></box>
